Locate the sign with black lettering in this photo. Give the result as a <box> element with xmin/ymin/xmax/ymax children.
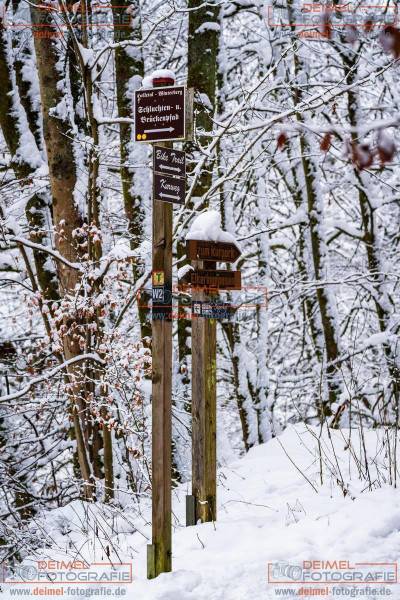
<box><xmin>135</xmin><ymin>86</ymin><xmax>186</xmax><ymax>143</ymax></box>
<box><xmin>154</xmin><ymin>173</ymin><xmax>185</xmax><ymax>205</ymax></box>
<box><xmin>154</xmin><ymin>146</ymin><xmax>186</xmax><ymax>179</ymax></box>
<box><xmin>152</xmin><ymin>286</ymin><xmax>165</xmax><ymax>303</ymax></box>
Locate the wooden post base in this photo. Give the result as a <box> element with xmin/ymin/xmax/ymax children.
<box><xmin>186</xmin><ymin>494</ymin><xmax>196</xmax><ymax>526</ymax></box>
<box><xmin>147</xmin><ymin>542</ymin><xmax>172</xmax><ymax>579</ymax></box>
<box><xmin>186</xmin><ymin>493</ymin><xmax>216</xmax><ymax>526</ymax></box>
<box><xmin>147</xmin><ymin>544</ymin><xmax>156</xmax><ymax>580</ymax></box>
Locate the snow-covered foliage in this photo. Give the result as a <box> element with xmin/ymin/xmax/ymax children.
<box><xmin>0</xmin><ymin>0</ymin><xmax>399</xmax><ymax>587</ymax></box>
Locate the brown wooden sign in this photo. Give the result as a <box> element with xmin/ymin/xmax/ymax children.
<box><xmin>154</xmin><ymin>146</ymin><xmax>186</xmax><ymax>178</ymax></box>
<box><xmin>189</xmin><ymin>269</ymin><xmax>241</xmax><ymax>290</ymax></box>
<box><xmin>135</xmin><ymin>86</ymin><xmax>186</xmax><ymax>143</ymax></box>
<box><xmin>186</xmin><ymin>239</ymin><xmax>241</xmax><ymax>263</ymax></box>
<box><xmin>154</xmin><ymin>172</ymin><xmax>185</xmax><ymax>204</ymax></box>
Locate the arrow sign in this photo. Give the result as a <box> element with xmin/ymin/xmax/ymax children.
<box><xmin>145</xmin><ymin>127</ymin><xmax>174</xmax><ymax>133</ymax></box>
<box><xmin>135</xmin><ymin>86</ymin><xmax>186</xmax><ymax>143</ymax></box>
<box><xmin>189</xmin><ymin>270</ymin><xmax>242</xmax><ymax>291</ymax></box>
<box><xmin>186</xmin><ymin>239</ymin><xmax>241</xmax><ymax>263</ymax></box>
<box><xmin>154</xmin><ymin>146</ymin><xmax>186</xmax><ymax>179</ymax></box>
<box><xmin>160</xmin><ymin>165</ymin><xmax>180</xmax><ymax>173</ymax></box>
<box><xmin>160</xmin><ymin>193</ymin><xmax>180</xmax><ymax>201</ymax></box>
<box><xmin>154</xmin><ymin>172</ymin><xmax>185</xmax><ymax>205</ymax></box>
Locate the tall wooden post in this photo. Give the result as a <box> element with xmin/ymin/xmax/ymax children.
<box><xmin>187</xmin><ymin>260</ymin><xmax>217</xmax><ymax>524</ymax></box>
<box><xmin>147</xmin><ymin>144</ymin><xmax>173</xmax><ymax>578</ymax></box>
<box><xmin>134</xmin><ymin>75</ymin><xmax>188</xmax><ymax>578</ymax></box>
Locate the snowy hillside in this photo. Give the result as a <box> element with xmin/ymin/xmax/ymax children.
<box><xmin>4</xmin><ymin>426</ymin><xmax>400</xmax><ymax>599</ymax></box>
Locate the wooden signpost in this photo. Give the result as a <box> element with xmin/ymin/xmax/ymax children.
<box><xmin>153</xmin><ymin>146</ymin><xmax>186</xmax><ymax>205</ymax></box>
<box><xmin>147</xmin><ymin>137</ymin><xmax>173</xmax><ymax>580</ymax></box>
<box><xmin>190</xmin><ymin>269</ymin><xmax>241</xmax><ymax>290</ymax></box>
<box><xmin>139</xmin><ymin>71</ymin><xmax>241</xmax><ymax>577</ymax></box>
<box><xmin>144</xmin><ymin>76</ymin><xmax>187</xmax><ymax>580</ymax></box>
<box><xmin>185</xmin><ymin>241</ymin><xmax>241</xmax><ymax>527</ymax></box>
<box><xmin>153</xmin><ymin>173</ymin><xmax>185</xmax><ymax>205</ymax></box>
<box><xmin>153</xmin><ymin>146</ymin><xmax>186</xmax><ymax>178</ymax></box>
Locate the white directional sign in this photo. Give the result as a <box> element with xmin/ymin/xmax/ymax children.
<box><xmin>134</xmin><ymin>86</ymin><xmax>186</xmax><ymax>143</ymax></box>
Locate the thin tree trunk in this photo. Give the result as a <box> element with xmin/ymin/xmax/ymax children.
<box><xmin>112</xmin><ymin>0</ymin><xmax>150</xmax><ymax>340</ymax></box>
<box><xmin>290</xmin><ymin>37</ymin><xmax>342</xmax><ymax>420</ymax></box>
<box><xmin>344</xmin><ymin>58</ymin><xmax>400</xmax><ymax>412</ymax></box>
<box><xmin>180</xmin><ymin>0</ymin><xmax>221</xmax><ymax>437</ymax></box>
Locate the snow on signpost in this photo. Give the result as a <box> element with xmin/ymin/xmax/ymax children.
<box><xmin>184</xmin><ymin>210</ymin><xmax>242</xmax><ymax>291</ymax></box>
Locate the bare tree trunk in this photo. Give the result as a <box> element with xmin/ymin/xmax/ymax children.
<box><xmin>222</xmin><ymin>320</ymin><xmax>254</xmax><ymax>451</ymax></box>
<box><xmin>179</xmin><ymin>0</ymin><xmax>221</xmax><ymax>432</ymax></box>
<box><xmin>253</xmin><ymin>169</ymin><xmax>272</xmax><ymax>442</ymax></box>
<box><xmin>31</xmin><ymin>4</ymin><xmax>94</xmax><ymax>498</ymax></box>
<box><xmin>64</xmin><ymin>4</ymin><xmax>115</xmax><ymax>501</ymax></box>
<box><xmin>12</xmin><ymin>0</ymin><xmax>43</xmax><ymax>150</ymax></box>
<box><xmin>299</xmin><ymin>133</ymin><xmax>342</xmax><ymax>416</ymax></box>
<box><xmin>344</xmin><ymin>59</ymin><xmax>400</xmax><ymax>412</ymax></box>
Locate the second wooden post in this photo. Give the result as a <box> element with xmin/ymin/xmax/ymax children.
<box><xmin>188</xmin><ymin>260</ymin><xmax>217</xmax><ymax>524</ymax></box>
<box><xmin>185</xmin><ymin>238</ymin><xmax>241</xmax><ymax>527</ymax></box>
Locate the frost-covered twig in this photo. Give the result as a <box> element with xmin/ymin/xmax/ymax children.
<box><xmin>10</xmin><ymin>236</ymin><xmax>83</xmax><ymax>272</ymax></box>
<box><xmin>0</xmin><ymin>354</ymin><xmax>105</xmax><ymax>403</ymax></box>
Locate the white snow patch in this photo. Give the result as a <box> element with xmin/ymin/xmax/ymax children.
<box><xmin>362</xmin><ymin>331</ymin><xmax>391</xmax><ymax>349</ymax></box>
<box><xmin>186</xmin><ymin>210</ymin><xmax>241</xmax><ymax>251</ymax></box>
<box><xmin>5</xmin><ymin>426</ymin><xmax>400</xmax><ymax>599</ymax></box>
<box><xmin>177</xmin><ymin>264</ymin><xmax>194</xmax><ymax>280</ymax></box>
<box><xmin>195</xmin><ymin>22</ymin><xmax>221</xmax><ymax>35</ymax></box>
<box><xmin>77</xmin><ymin>42</ymin><xmax>95</xmax><ymax>67</ymax></box>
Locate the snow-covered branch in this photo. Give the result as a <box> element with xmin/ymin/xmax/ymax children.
<box><xmin>0</xmin><ymin>354</ymin><xmax>106</xmax><ymax>403</ymax></box>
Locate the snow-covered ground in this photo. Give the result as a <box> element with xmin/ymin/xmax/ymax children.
<box><xmin>4</xmin><ymin>426</ymin><xmax>400</xmax><ymax>599</ymax></box>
